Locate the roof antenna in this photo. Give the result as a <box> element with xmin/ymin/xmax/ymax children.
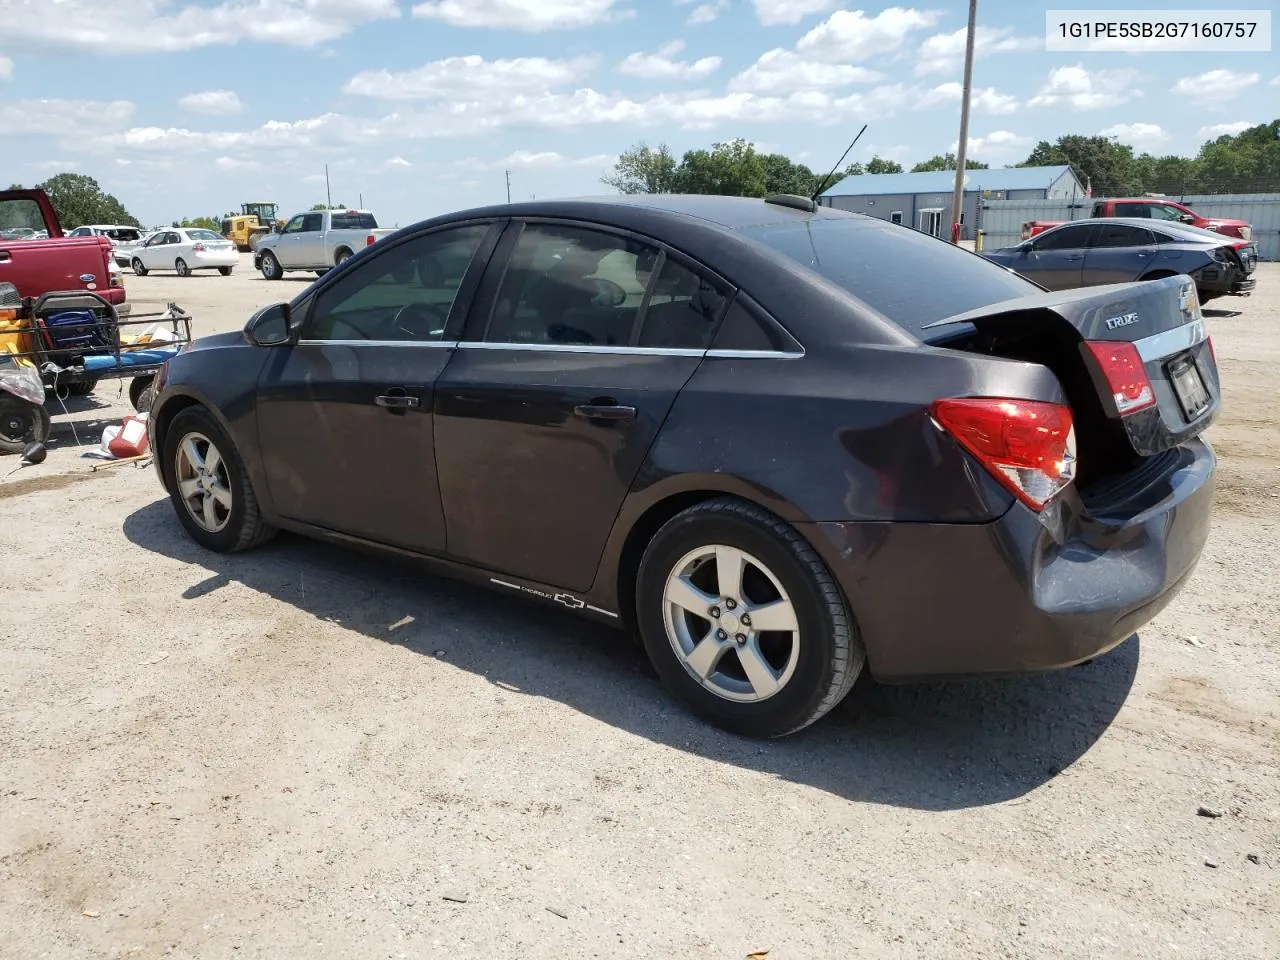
<box><xmin>809</xmin><ymin>124</ymin><xmax>868</xmax><ymax>206</ymax></box>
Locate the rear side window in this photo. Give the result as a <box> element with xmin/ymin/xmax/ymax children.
<box><xmin>331</xmin><ymin>212</ymin><xmax>378</xmax><ymax>230</ymax></box>
<box><xmin>738</xmin><ymin>218</ymin><xmax>1035</xmax><ymax>336</ymax></box>
<box><xmin>301</xmin><ymin>213</ymin><xmax>324</xmax><ymax>232</ymax></box>
<box><xmin>637</xmin><ymin>256</ymin><xmax>729</xmax><ymax>349</ymax></box>
<box><xmin>1094</xmin><ymin>224</ymin><xmax>1154</xmax><ymax>247</ymax></box>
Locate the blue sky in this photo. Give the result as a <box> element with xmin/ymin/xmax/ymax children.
<box><xmin>1</xmin><ymin>1</ymin><xmax>1276</xmax><ymax>226</ymax></box>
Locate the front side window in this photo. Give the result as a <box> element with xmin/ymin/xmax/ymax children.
<box><xmin>1035</xmin><ymin>224</ymin><xmax>1095</xmax><ymax>250</ymax></box>
<box><xmin>282</xmin><ymin>215</ymin><xmax>305</xmax><ymax>234</ymax></box>
<box><xmin>1148</xmin><ymin>204</ymin><xmax>1186</xmax><ymax>221</ymax></box>
<box><xmin>1113</xmin><ymin>202</ymin><xmax>1150</xmax><ymax>218</ymax></box>
<box><xmin>305</xmin><ymin>225</ymin><xmax>489</xmax><ymax>343</ymax></box>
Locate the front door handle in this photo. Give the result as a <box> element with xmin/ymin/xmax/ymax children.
<box><xmin>376</xmin><ymin>389</ymin><xmax>420</xmax><ymax>412</ymax></box>
<box><xmin>574</xmin><ymin>402</ymin><xmax>637</xmax><ymax>422</ymax></box>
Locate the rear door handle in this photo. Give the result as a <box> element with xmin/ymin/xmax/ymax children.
<box><xmin>574</xmin><ymin>402</ymin><xmax>637</xmax><ymax>422</ymax></box>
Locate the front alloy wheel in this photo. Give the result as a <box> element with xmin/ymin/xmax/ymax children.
<box><xmin>174</xmin><ymin>431</ymin><xmax>233</xmax><ymax>533</ymax></box>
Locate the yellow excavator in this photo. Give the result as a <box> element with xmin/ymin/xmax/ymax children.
<box><xmin>220</xmin><ymin>202</ymin><xmax>284</xmax><ymax>252</ymax></box>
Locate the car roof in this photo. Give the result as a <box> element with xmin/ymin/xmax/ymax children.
<box><xmin>439</xmin><ymin>194</ymin><xmax>865</xmax><ymax>232</ymax></box>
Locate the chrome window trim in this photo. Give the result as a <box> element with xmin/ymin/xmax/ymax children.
<box><xmin>706</xmin><ymin>347</ymin><xmax>805</xmax><ymax>360</ymax></box>
<box><xmin>457</xmin><ymin>342</ymin><xmax>706</xmax><ymax>357</ymax></box>
<box><xmin>1134</xmin><ymin>318</ymin><xmax>1207</xmax><ymax>363</ymax></box>
<box><xmin>296</xmin><ymin>339</ymin><xmax>459</xmax><ymax>348</ymax></box>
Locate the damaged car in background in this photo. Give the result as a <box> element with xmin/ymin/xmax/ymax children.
<box><xmin>984</xmin><ymin>218</ymin><xmax>1257</xmax><ymax>302</ymax></box>
<box><xmin>147</xmin><ymin>196</ymin><xmax>1219</xmax><ymax>738</ymax></box>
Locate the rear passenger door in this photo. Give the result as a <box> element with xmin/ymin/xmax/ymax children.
<box><xmin>1083</xmin><ymin>223</ymin><xmax>1157</xmax><ymax>285</ymax></box>
<box><xmin>433</xmin><ymin>220</ymin><xmax>732</xmax><ymax>592</ymax></box>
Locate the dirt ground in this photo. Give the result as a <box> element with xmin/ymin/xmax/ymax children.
<box><xmin>1</xmin><ymin>256</ymin><xmax>1277</xmax><ymax>959</ymax></box>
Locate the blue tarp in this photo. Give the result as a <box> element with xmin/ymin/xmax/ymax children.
<box><xmin>82</xmin><ymin>346</ymin><xmax>180</xmax><ymax>371</ymax></box>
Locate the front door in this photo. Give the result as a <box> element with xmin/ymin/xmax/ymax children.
<box><xmin>433</xmin><ymin>220</ymin><xmax>731</xmax><ymax>592</ymax></box>
<box><xmin>254</xmin><ymin>222</ymin><xmax>498</xmax><ymax>552</ymax></box>
<box><xmin>918</xmin><ymin>208</ymin><xmax>943</xmax><ymax>237</ymax></box>
<box><xmin>274</xmin><ymin>214</ymin><xmax>322</xmax><ymax>268</ymax></box>
<box><xmin>1023</xmin><ymin>222</ymin><xmax>1097</xmax><ymax>290</ymax></box>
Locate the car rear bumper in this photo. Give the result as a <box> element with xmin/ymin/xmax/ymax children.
<box><xmin>1231</xmin><ymin>276</ymin><xmax>1257</xmax><ymax>295</ymax></box>
<box><xmin>805</xmin><ymin>438</ymin><xmax>1215</xmax><ymax>681</ymax></box>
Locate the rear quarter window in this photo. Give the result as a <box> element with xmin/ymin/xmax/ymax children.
<box><xmin>738</xmin><ymin>217</ymin><xmax>1036</xmax><ymax>337</ymax></box>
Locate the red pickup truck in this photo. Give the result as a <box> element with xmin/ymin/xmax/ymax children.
<box><xmin>0</xmin><ymin>189</ymin><xmax>129</xmax><ymax>315</ymax></box>
<box><xmin>1022</xmin><ymin>197</ymin><xmax>1252</xmax><ymax>242</ymax></box>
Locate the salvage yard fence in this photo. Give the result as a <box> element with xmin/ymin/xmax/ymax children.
<box><xmin>977</xmin><ymin>194</ymin><xmax>1280</xmax><ymax>261</ymax></box>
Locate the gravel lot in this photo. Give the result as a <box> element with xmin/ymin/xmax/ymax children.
<box><xmin>2</xmin><ymin>255</ymin><xmax>1277</xmax><ymax>959</ymax></box>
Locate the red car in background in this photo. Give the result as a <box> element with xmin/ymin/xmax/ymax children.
<box><xmin>0</xmin><ymin>189</ymin><xmax>129</xmax><ymax>315</ymax></box>
<box><xmin>1022</xmin><ymin>197</ymin><xmax>1252</xmax><ymax>242</ymax></box>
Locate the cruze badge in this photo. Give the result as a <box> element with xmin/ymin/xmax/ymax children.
<box><xmin>1105</xmin><ymin>312</ymin><xmax>1139</xmax><ymax>330</ymax></box>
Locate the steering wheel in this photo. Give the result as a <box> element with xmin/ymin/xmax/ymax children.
<box><xmin>392</xmin><ymin>301</ymin><xmax>448</xmax><ymax>340</ymax></box>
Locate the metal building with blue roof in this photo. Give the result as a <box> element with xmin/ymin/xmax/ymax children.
<box><xmin>818</xmin><ymin>164</ymin><xmax>1083</xmax><ymax>241</ymax></box>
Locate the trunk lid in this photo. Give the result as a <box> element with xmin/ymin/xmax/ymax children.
<box><xmin>923</xmin><ymin>275</ymin><xmax>1219</xmax><ymax>468</ymax></box>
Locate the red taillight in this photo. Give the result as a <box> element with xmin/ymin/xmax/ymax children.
<box><xmin>1084</xmin><ymin>341</ymin><xmax>1156</xmax><ymax>415</ymax></box>
<box><xmin>365</xmin><ymin>234</ymin><xmax>376</xmax><ymax>246</ymax></box>
<box><xmin>193</xmin><ymin>242</ymin><xmax>206</xmax><ymax>252</ymax></box>
<box><xmin>930</xmin><ymin>398</ymin><xmax>1077</xmax><ymax>511</ymax></box>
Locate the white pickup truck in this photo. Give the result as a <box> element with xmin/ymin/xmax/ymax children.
<box><xmin>253</xmin><ymin>208</ymin><xmax>395</xmax><ymax>279</ymax></box>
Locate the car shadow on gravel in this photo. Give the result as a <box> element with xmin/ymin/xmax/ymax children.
<box><xmin>123</xmin><ymin>500</ymin><xmax>1138</xmax><ymax>812</ymax></box>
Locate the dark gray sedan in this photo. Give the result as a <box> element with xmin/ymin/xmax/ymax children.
<box><xmin>983</xmin><ymin>218</ymin><xmax>1257</xmax><ymax>302</ymax></box>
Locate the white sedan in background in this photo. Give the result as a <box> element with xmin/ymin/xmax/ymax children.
<box><xmin>130</xmin><ymin>228</ymin><xmax>239</xmax><ymax>277</ymax></box>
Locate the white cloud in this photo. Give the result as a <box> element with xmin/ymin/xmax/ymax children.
<box><xmin>479</xmin><ymin>150</ymin><xmax>616</xmax><ymax>170</ymax></box>
<box><xmin>0</xmin><ymin>0</ymin><xmax>399</xmax><ymax>53</ymax></box>
<box><xmin>1099</xmin><ymin>122</ymin><xmax>1168</xmax><ymax>150</ymax></box>
<box><xmin>683</xmin><ymin>0</ymin><xmax>728</xmax><ymax>24</ymax></box>
<box><xmin>411</xmin><ymin>0</ymin><xmax>632</xmax><ymax>31</ymax></box>
<box><xmin>344</xmin><ymin>55</ymin><xmax>599</xmax><ymax>101</ymax></box>
<box><xmin>730</xmin><ymin>50</ymin><xmax>884</xmax><ymax>94</ymax></box>
<box><xmin>213</xmin><ymin>156</ymin><xmax>259</xmax><ymax>170</ymax></box>
<box><xmin>921</xmin><ymin>82</ymin><xmax>1019</xmax><ymax>114</ymax></box>
<box><xmin>178</xmin><ymin>89</ymin><xmax>242</xmax><ymax>115</ymax></box>
<box><xmin>617</xmin><ymin>41</ymin><xmax>721</xmax><ymax>81</ymax></box>
<box><xmin>386</xmin><ymin>156</ymin><xmax>413</xmax><ymax>168</ymax></box>
<box><xmin>915</xmin><ymin>25</ymin><xmax>1038</xmax><ymax>76</ymax></box>
<box><xmin>751</xmin><ymin>0</ymin><xmax>836</xmax><ymax>25</ymax></box>
<box><xmin>0</xmin><ymin>56</ymin><xmax>12</xmax><ymax>81</ymax></box>
<box><xmin>1028</xmin><ymin>65</ymin><xmax>1142</xmax><ymax>111</ymax></box>
<box><xmin>26</xmin><ymin>159</ymin><xmax>81</xmax><ymax>172</ymax></box>
<box><xmin>795</xmin><ymin>7</ymin><xmax>943</xmax><ymax>61</ymax></box>
<box><xmin>1272</xmin><ymin>75</ymin><xmax>1280</xmax><ymax>86</ymax></box>
<box><xmin>1196</xmin><ymin>121</ymin><xmax>1256</xmax><ymax>139</ymax></box>
<box><xmin>951</xmin><ymin>130</ymin><xmax>1029</xmax><ymax>159</ymax></box>
<box><xmin>1170</xmin><ymin>70</ymin><xmax>1260</xmax><ymax>104</ymax></box>
<box><xmin>1</xmin><ymin>98</ymin><xmax>135</xmax><ymax>136</ymax></box>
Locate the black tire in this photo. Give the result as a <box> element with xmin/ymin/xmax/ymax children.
<box><xmin>161</xmin><ymin>405</ymin><xmax>276</xmax><ymax>553</ymax></box>
<box><xmin>175</xmin><ymin>258</ymin><xmax>190</xmax><ymax>277</ymax></box>
<box><xmin>334</xmin><ymin>248</ymin><xmax>353</xmax><ymax>266</ymax></box>
<box><xmin>0</xmin><ymin>395</ymin><xmax>52</xmax><ymax>455</ymax></box>
<box><xmin>129</xmin><ymin>375</ymin><xmax>155</xmax><ymax>413</ymax></box>
<box><xmin>132</xmin><ymin>258</ymin><xmax>148</xmax><ymax>277</ymax></box>
<box><xmin>65</xmin><ymin>379</ymin><xmax>97</xmax><ymax>397</ymax></box>
<box><xmin>635</xmin><ymin>497</ymin><xmax>865</xmax><ymax>738</ymax></box>
<box><xmin>260</xmin><ymin>251</ymin><xmax>282</xmax><ymax>281</ymax></box>
<box><xmin>218</xmin><ymin>266</ymin><xmax>233</xmax><ymax>277</ymax></box>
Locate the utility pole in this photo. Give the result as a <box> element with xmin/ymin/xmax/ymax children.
<box><xmin>505</xmin><ymin>170</ymin><xmax>511</xmax><ymax>204</ymax></box>
<box><xmin>358</xmin><ymin>192</ymin><xmax>363</xmax><ymax>209</ymax></box>
<box><xmin>950</xmin><ymin>0</ymin><xmax>977</xmax><ymax>244</ymax></box>
<box><xmin>325</xmin><ymin>164</ymin><xmax>332</xmax><ymax>208</ymax></box>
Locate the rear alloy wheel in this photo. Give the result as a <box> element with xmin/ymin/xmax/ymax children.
<box><xmin>0</xmin><ymin>395</ymin><xmax>51</xmax><ymax>455</ymax></box>
<box><xmin>162</xmin><ymin>405</ymin><xmax>275</xmax><ymax>553</ymax></box>
<box><xmin>260</xmin><ymin>251</ymin><xmax>282</xmax><ymax>281</ymax></box>
<box><xmin>636</xmin><ymin>498</ymin><xmax>864</xmax><ymax>738</ymax></box>
<box><xmin>218</xmin><ymin>266</ymin><xmax>233</xmax><ymax>277</ymax></box>
<box><xmin>175</xmin><ymin>258</ymin><xmax>190</xmax><ymax>277</ymax></box>
<box><xmin>132</xmin><ymin>258</ymin><xmax>148</xmax><ymax>277</ymax></box>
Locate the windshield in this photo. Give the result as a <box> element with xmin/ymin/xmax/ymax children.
<box><xmin>104</xmin><ymin>227</ymin><xmax>141</xmax><ymax>241</ymax></box>
<box><xmin>187</xmin><ymin>229</ymin><xmax>223</xmax><ymax>241</ymax></box>
<box><xmin>331</xmin><ymin>212</ymin><xmax>378</xmax><ymax>230</ymax></box>
<box><xmin>738</xmin><ymin>217</ymin><xmax>1035</xmax><ymax>337</ymax></box>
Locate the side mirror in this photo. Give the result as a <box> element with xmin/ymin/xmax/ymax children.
<box><xmin>1179</xmin><ymin>214</ymin><xmax>1195</xmax><ymax>224</ymax></box>
<box><xmin>244</xmin><ymin>302</ymin><xmax>294</xmax><ymax>347</ymax></box>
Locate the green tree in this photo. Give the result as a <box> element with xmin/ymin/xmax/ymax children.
<box><xmin>601</xmin><ymin>142</ymin><xmax>680</xmax><ymax>194</ymax></box>
<box><xmin>173</xmin><ymin>216</ymin><xmax>221</xmax><ymax>230</ymax></box>
<box><xmin>1193</xmin><ymin>120</ymin><xmax>1280</xmax><ymax>191</ymax></box>
<box><xmin>911</xmin><ymin>153</ymin><xmax>989</xmax><ymax>172</ymax></box>
<box><xmin>675</xmin><ymin>139</ymin><xmax>767</xmax><ymax>196</ymax></box>
<box><xmin>310</xmin><ymin>202</ymin><xmax>346</xmax><ymax>210</ymax></box>
<box><xmin>760</xmin><ymin>153</ymin><xmax>819</xmax><ymax>196</ymax></box>
<box><xmin>865</xmin><ymin>156</ymin><xmax>904</xmax><ymax>174</ymax></box>
<box><xmin>35</xmin><ymin>172</ymin><xmax>139</xmax><ymax>229</ymax></box>
<box><xmin>1019</xmin><ymin>135</ymin><xmax>1141</xmax><ymax>196</ymax></box>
